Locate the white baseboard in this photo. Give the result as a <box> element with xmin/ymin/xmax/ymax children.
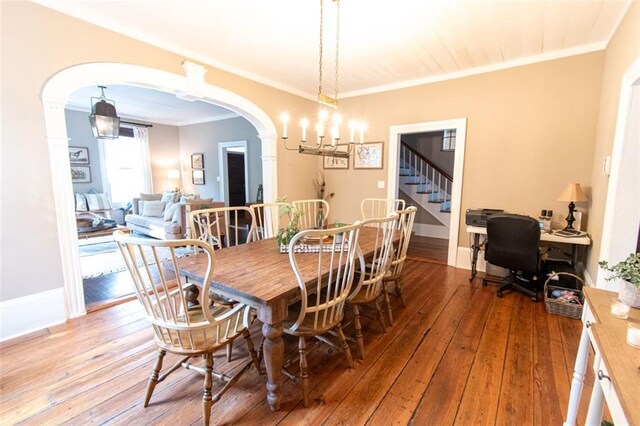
<box><xmin>0</xmin><ymin>288</ymin><xmax>67</xmax><ymax>342</ymax></box>
<box><xmin>456</xmin><ymin>246</ymin><xmax>486</xmax><ymax>272</ymax></box>
<box><xmin>414</xmin><ymin>223</ymin><xmax>450</xmax><ymax>239</ymax></box>
<box><xmin>583</xmin><ymin>267</ymin><xmax>595</xmax><ymax>287</ymax></box>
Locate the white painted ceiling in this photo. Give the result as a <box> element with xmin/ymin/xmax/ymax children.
<box><xmin>68</xmin><ymin>85</ymin><xmax>237</xmax><ymax>126</ymax></box>
<box><xmin>38</xmin><ymin>0</ymin><xmax>631</xmax><ymax>99</ymax></box>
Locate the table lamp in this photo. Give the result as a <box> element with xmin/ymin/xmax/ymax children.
<box><xmin>557</xmin><ymin>183</ymin><xmax>588</xmax><ymax>230</ymax></box>
<box><xmin>167</xmin><ymin>168</ymin><xmax>180</xmax><ymax>192</ymax></box>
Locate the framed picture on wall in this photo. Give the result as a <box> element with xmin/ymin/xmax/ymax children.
<box><xmin>191</xmin><ymin>153</ymin><xmax>204</xmax><ymax>169</ymax></box>
<box><xmin>192</xmin><ymin>169</ymin><xmax>205</xmax><ymax>185</ymax></box>
<box><xmin>323</xmin><ymin>155</ymin><xmax>349</xmax><ymax>170</ymax></box>
<box><xmin>70</xmin><ymin>166</ymin><xmax>91</xmax><ymax>183</ymax></box>
<box><xmin>68</xmin><ymin>146</ymin><xmax>90</xmax><ymax>164</ymax></box>
<box><xmin>353</xmin><ymin>142</ymin><xmax>384</xmax><ymax>169</ymax></box>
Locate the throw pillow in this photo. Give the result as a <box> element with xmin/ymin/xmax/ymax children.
<box><xmin>86</xmin><ymin>193</ymin><xmax>112</xmax><ymax>211</ymax></box>
<box><xmin>172</xmin><ymin>202</ymin><xmax>185</xmax><ymax>223</ymax></box>
<box><xmin>75</xmin><ymin>193</ymin><xmax>88</xmax><ymax>211</ymax></box>
<box><xmin>164</xmin><ymin>202</ymin><xmax>182</xmax><ymax>221</ymax></box>
<box><xmin>161</xmin><ymin>191</ymin><xmax>177</xmax><ymax>206</ymax></box>
<box><xmin>142</xmin><ymin>200</ymin><xmax>165</xmax><ymax>217</ymax></box>
<box><xmin>140</xmin><ymin>193</ymin><xmax>162</xmax><ymax>201</ymax></box>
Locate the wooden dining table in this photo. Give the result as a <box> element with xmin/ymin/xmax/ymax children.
<box><xmin>174</xmin><ymin>227</ymin><xmax>390</xmax><ymax>411</ymax></box>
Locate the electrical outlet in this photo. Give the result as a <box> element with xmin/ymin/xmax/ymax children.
<box><xmin>377</xmin><ymin>180</ymin><xmax>385</xmax><ymax>189</ymax></box>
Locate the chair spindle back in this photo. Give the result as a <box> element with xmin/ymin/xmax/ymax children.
<box><xmin>388</xmin><ymin>206</ymin><xmax>417</xmax><ymax>277</ymax></box>
<box><xmin>113</xmin><ymin>231</ymin><xmax>250</xmax><ymax>353</ymax></box>
<box><xmin>190</xmin><ymin>206</ymin><xmax>257</xmax><ymax>250</ymax></box>
<box><xmin>292</xmin><ymin>199</ymin><xmax>330</xmax><ymax>230</ymax></box>
<box><xmin>251</xmin><ymin>202</ymin><xmax>291</xmax><ymax>240</ymax></box>
<box><xmin>287</xmin><ymin>222</ymin><xmax>363</xmax><ymax>332</ymax></box>
<box><xmin>360</xmin><ymin>198</ymin><xmax>406</xmax><ymax>220</ymax></box>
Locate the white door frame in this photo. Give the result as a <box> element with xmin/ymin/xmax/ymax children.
<box><xmin>388</xmin><ymin>118</ymin><xmax>467</xmax><ymax>267</ymax></box>
<box><xmin>218</xmin><ymin>140</ymin><xmax>249</xmax><ymax>205</ymax></box>
<box><xmin>41</xmin><ymin>62</ymin><xmax>278</xmax><ymax>318</ymax></box>
<box><xmin>597</xmin><ymin>56</ymin><xmax>640</xmax><ymax>288</ymax></box>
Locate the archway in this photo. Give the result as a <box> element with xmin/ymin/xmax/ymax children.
<box><xmin>41</xmin><ymin>62</ymin><xmax>278</xmax><ymax>317</ymax></box>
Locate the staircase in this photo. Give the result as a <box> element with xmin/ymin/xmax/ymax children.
<box><xmin>399</xmin><ymin>141</ymin><xmax>452</xmax><ymax>231</ymax></box>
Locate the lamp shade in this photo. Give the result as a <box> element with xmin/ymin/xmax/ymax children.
<box><xmin>167</xmin><ymin>169</ymin><xmax>180</xmax><ymax>180</ymax></box>
<box><xmin>557</xmin><ymin>183</ymin><xmax>588</xmax><ymax>202</ymax></box>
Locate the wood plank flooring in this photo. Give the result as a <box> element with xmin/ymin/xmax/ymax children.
<box><xmin>0</xmin><ymin>260</ymin><xmax>596</xmax><ymax>425</ymax></box>
<box><xmin>407</xmin><ymin>236</ymin><xmax>448</xmax><ymax>264</ymax></box>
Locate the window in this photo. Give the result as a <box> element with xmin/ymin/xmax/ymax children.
<box><xmin>441</xmin><ymin>129</ymin><xmax>456</xmax><ymax>151</ymax></box>
<box><xmin>100</xmin><ymin>128</ymin><xmax>151</xmax><ymax>206</ymax></box>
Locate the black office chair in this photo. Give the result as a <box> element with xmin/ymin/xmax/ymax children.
<box><xmin>482</xmin><ymin>214</ymin><xmax>541</xmax><ymax>301</ymax></box>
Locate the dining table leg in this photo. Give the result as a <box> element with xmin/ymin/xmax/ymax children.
<box><xmin>258</xmin><ymin>300</ymin><xmax>286</xmax><ymax>411</ymax></box>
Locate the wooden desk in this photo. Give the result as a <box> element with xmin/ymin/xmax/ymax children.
<box><xmin>564</xmin><ymin>287</ymin><xmax>640</xmax><ymax>425</ymax></box>
<box><xmin>466</xmin><ymin>225</ymin><xmax>591</xmax><ymax>280</ymax></box>
<box><xmin>175</xmin><ymin>227</ymin><xmax>387</xmax><ymax>411</ymax></box>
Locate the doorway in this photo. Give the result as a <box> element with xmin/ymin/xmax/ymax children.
<box><xmin>597</xmin><ymin>57</ymin><xmax>640</xmax><ymax>289</ymax></box>
<box><xmin>388</xmin><ymin>118</ymin><xmax>467</xmax><ymax>267</ymax></box>
<box><xmin>42</xmin><ymin>62</ymin><xmax>278</xmax><ymax>318</ymax></box>
<box><xmin>218</xmin><ymin>141</ymin><xmax>249</xmax><ymax>207</ymax></box>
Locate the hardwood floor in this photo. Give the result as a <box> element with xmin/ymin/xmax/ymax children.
<box><xmin>0</xmin><ymin>260</ymin><xmax>597</xmax><ymax>425</ymax></box>
<box><xmin>407</xmin><ymin>235</ymin><xmax>449</xmax><ymax>264</ymax></box>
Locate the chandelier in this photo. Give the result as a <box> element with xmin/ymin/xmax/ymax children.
<box><xmin>280</xmin><ymin>0</ymin><xmax>366</xmax><ymax>158</ymax></box>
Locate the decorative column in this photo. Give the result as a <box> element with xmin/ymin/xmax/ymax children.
<box><xmin>42</xmin><ymin>97</ymin><xmax>86</xmax><ymax>318</ymax></box>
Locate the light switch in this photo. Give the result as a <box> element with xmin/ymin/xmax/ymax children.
<box><xmin>602</xmin><ymin>156</ymin><xmax>611</xmax><ymax>176</ymax></box>
<box><xmin>377</xmin><ymin>180</ymin><xmax>385</xmax><ymax>189</ymax></box>
<box><xmin>216</xmin><ymin>176</ymin><xmax>221</xmax><ymax>182</ymax></box>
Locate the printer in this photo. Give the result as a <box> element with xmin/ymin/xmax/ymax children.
<box><xmin>465</xmin><ymin>208</ymin><xmax>505</xmax><ymax>227</ymax></box>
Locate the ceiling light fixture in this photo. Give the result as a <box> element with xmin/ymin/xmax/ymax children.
<box><xmin>280</xmin><ymin>0</ymin><xmax>367</xmax><ymax>158</ymax></box>
<box><xmin>89</xmin><ymin>85</ymin><xmax>120</xmax><ymax>139</ymax></box>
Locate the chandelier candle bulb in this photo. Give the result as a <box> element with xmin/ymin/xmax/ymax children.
<box><xmin>349</xmin><ymin>121</ymin><xmax>356</xmax><ymax>143</ymax></box>
<box><xmin>359</xmin><ymin>123</ymin><xmax>366</xmax><ymax>144</ymax></box>
<box><xmin>611</xmin><ymin>298</ymin><xmax>630</xmax><ymax>319</ymax></box>
<box><xmin>280</xmin><ymin>113</ymin><xmax>289</xmax><ymax>139</ymax></box>
<box><xmin>300</xmin><ymin>118</ymin><xmax>309</xmax><ymax>142</ymax></box>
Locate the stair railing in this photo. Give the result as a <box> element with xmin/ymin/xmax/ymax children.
<box><xmin>400</xmin><ymin>141</ymin><xmax>452</xmax><ymax>203</ymax></box>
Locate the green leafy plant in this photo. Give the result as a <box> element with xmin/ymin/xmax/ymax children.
<box><xmin>599</xmin><ymin>253</ymin><xmax>640</xmax><ymax>287</ymax></box>
<box><xmin>275</xmin><ymin>196</ymin><xmax>303</xmax><ymax>247</ymax></box>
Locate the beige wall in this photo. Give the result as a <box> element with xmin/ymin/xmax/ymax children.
<box><xmin>585</xmin><ymin>2</ymin><xmax>640</xmax><ymax>280</ymax></box>
<box><xmin>178</xmin><ymin>117</ymin><xmax>263</xmax><ymax>201</ymax></box>
<box><xmin>148</xmin><ymin>123</ymin><xmax>181</xmax><ymax>193</ymax></box>
<box><xmin>330</xmin><ymin>53</ymin><xmax>604</xmax><ymax>250</ymax></box>
<box><xmin>0</xmin><ymin>2</ymin><xmax>318</xmax><ymax>301</ymax></box>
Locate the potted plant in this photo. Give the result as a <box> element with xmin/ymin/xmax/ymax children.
<box><xmin>275</xmin><ymin>198</ymin><xmax>303</xmax><ymax>250</ymax></box>
<box><xmin>599</xmin><ymin>253</ymin><xmax>640</xmax><ymax>308</ymax></box>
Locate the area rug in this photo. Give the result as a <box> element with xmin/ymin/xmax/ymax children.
<box><xmin>80</xmin><ymin>243</ymin><xmax>192</xmax><ymax>279</ymax></box>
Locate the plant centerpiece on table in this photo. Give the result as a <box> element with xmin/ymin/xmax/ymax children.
<box><xmin>599</xmin><ymin>252</ymin><xmax>640</xmax><ymax>308</ymax></box>
<box><xmin>275</xmin><ymin>197</ymin><xmax>303</xmax><ymax>248</ymax></box>
<box><xmin>312</xmin><ymin>172</ymin><xmax>335</xmax><ymax>229</ymax></box>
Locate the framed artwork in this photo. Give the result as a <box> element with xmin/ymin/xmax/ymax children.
<box><xmin>323</xmin><ymin>145</ymin><xmax>350</xmax><ymax>169</ymax></box>
<box><xmin>68</xmin><ymin>146</ymin><xmax>90</xmax><ymax>164</ymax></box>
<box><xmin>192</xmin><ymin>169</ymin><xmax>205</xmax><ymax>185</ymax></box>
<box><xmin>191</xmin><ymin>153</ymin><xmax>204</xmax><ymax>169</ymax></box>
<box><xmin>70</xmin><ymin>166</ymin><xmax>91</xmax><ymax>183</ymax></box>
<box><xmin>353</xmin><ymin>142</ymin><xmax>384</xmax><ymax>169</ymax></box>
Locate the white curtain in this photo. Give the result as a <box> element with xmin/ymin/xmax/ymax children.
<box><xmin>133</xmin><ymin>126</ymin><xmax>153</xmax><ymax>193</ymax></box>
<box><xmin>99</xmin><ymin>126</ymin><xmax>154</xmax><ymax>206</ymax></box>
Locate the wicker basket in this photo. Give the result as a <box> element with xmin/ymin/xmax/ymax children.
<box><xmin>544</xmin><ymin>272</ymin><xmax>585</xmax><ymax>320</ymax></box>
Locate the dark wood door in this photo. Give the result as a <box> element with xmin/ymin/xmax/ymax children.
<box><xmin>227</xmin><ymin>152</ymin><xmax>246</xmax><ymax>207</ymax></box>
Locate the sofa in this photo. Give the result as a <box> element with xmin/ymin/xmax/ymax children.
<box><xmin>125</xmin><ymin>192</ymin><xmax>223</xmax><ymax>240</ymax></box>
